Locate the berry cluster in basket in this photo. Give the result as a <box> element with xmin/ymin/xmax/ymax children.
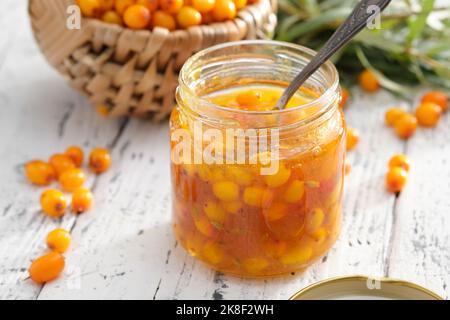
<box><xmin>76</xmin><ymin>0</ymin><xmax>258</xmax><ymax>31</ymax></box>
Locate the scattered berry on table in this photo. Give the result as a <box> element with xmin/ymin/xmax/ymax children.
<box><xmin>40</xmin><ymin>189</ymin><xmax>67</xmax><ymax>218</ymax></box>
<box><xmin>65</xmin><ymin>146</ymin><xmax>84</xmax><ymax>167</ymax></box>
<box><xmin>72</xmin><ymin>187</ymin><xmax>94</xmax><ymax>214</ymax></box>
<box><xmin>29</xmin><ymin>252</ymin><xmax>65</xmax><ymax>284</ymax></box>
<box><xmin>46</xmin><ymin>229</ymin><xmax>71</xmax><ymax>253</ymax></box>
<box><xmin>89</xmin><ymin>148</ymin><xmax>112</xmax><ymax>174</ymax></box>
<box><xmin>415</xmin><ymin>102</ymin><xmax>442</xmax><ymax>128</ymax></box>
<box><xmin>59</xmin><ymin>168</ymin><xmax>87</xmax><ymax>192</ymax></box>
<box><xmin>388</xmin><ymin>154</ymin><xmax>411</xmax><ymax>172</ymax></box>
<box><xmin>421</xmin><ymin>91</ymin><xmax>448</xmax><ymax>112</ymax></box>
<box><xmin>394</xmin><ymin>113</ymin><xmax>417</xmax><ymax>139</ymax></box>
<box><xmin>25</xmin><ymin>160</ymin><xmax>55</xmax><ymax>186</ymax></box>
<box><xmin>49</xmin><ymin>154</ymin><xmax>76</xmax><ymax>177</ymax></box>
<box><xmin>386</xmin><ymin>167</ymin><xmax>408</xmax><ymax>193</ymax></box>
<box><xmin>385</xmin><ymin>107</ymin><xmax>407</xmax><ymax>127</ymax></box>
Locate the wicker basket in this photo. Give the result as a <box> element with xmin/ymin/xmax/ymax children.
<box><xmin>29</xmin><ymin>0</ymin><xmax>277</xmax><ymax>121</ymax></box>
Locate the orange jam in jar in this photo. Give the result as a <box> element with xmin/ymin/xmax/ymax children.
<box><xmin>170</xmin><ymin>41</ymin><xmax>345</xmax><ymax>277</ymax></box>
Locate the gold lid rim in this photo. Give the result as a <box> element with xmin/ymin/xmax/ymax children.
<box><xmin>289</xmin><ymin>275</ymin><xmax>444</xmax><ymax>300</ymax></box>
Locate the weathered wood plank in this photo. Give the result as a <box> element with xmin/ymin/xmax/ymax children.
<box><xmin>387</xmin><ymin>94</ymin><xmax>450</xmax><ymax>300</ymax></box>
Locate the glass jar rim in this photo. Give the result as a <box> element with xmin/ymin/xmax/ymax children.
<box><xmin>178</xmin><ymin>40</ymin><xmax>340</xmax><ymax>116</ymax></box>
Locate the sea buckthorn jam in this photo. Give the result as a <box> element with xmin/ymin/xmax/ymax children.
<box><xmin>170</xmin><ymin>41</ymin><xmax>346</xmax><ymax>277</ymax></box>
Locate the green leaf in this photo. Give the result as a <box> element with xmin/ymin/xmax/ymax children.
<box><xmin>406</xmin><ymin>0</ymin><xmax>436</xmax><ymax>46</ymax></box>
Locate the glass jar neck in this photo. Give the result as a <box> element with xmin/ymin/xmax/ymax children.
<box><xmin>176</xmin><ymin>40</ymin><xmax>340</xmax><ymax>131</ymax></box>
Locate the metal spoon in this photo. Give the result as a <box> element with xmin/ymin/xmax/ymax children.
<box><xmin>275</xmin><ymin>0</ymin><xmax>392</xmax><ymax>110</ymax></box>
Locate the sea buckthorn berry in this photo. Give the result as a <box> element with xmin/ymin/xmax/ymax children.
<box><xmin>29</xmin><ymin>252</ymin><xmax>65</xmax><ymax>284</ymax></box>
<box><xmin>99</xmin><ymin>0</ymin><xmax>115</xmax><ymax>10</ymax></box>
<box><xmin>243</xmin><ymin>186</ymin><xmax>264</xmax><ymax>207</ymax></box>
<box><xmin>225</xmin><ymin>166</ymin><xmax>253</xmax><ymax>186</ymax></box>
<box><xmin>242</xmin><ymin>257</ymin><xmax>268</xmax><ymax>274</ymax></box>
<box><xmin>40</xmin><ymin>189</ymin><xmax>67</xmax><ymax>218</ymax></box>
<box><xmin>307</xmin><ymin>208</ymin><xmax>324</xmax><ymax>232</ymax></box>
<box><xmin>236</xmin><ymin>90</ymin><xmax>262</xmax><ymax>108</ymax></box>
<box><xmin>204</xmin><ymin>201</ymin><xmax>226</xmax><ymax>224</ymax></box>
<box><xmin>72</xmin><ymin>188</ymin><xmax>94</xmax><ymax>213</ymax></box>
<box><xmin>233</xmin><ymin>0</ymin><xmax>247</xmax><ymax>9</ymax></box>
<box><xmin>265</xmin><ymin>202</ymin><xmax>288</xmax><ymax>222</ymax></box>
<box><xmin>25</xmin><ymin>160</ymin><xmax>56</xmax><ymax>186</ymax></box>
<box><xmin>152</xmin><ymin>10</ymin><xmax>177</xmax><ymax>30</ymax></box>
<box><xmin>358</xmin><ymin>69</ymin><xmax>380</xmax><ymax>92</ymax></box>
<box><xmin>192</xmin><ymin>0</ymin><xmax>215</xmax><ymax>13</ymax></box>
<box><xmin>96</xmin><ymin>104</ymin><xmax>110</xmax><ymax>116</ymax></box>
<box><xmin>310</xmin><ymin>228</ymin><xmax>328</xmax><ymax>245</ymax></box>
<box><xmin>123</xmin><ymin>5</ymin><xmax>151</xmax><ymax>29</ymax></box>
<box><xmin>283</xmin><ymin>180</ymin><xmax>305</xmax><ymax>203</ymax></box>
<box><xmin>212</xmin><ymin>181</ymin><xmax>239</xmax><ymax>202</ymax></box>
<box><xmin>386</xmin><ymin>167</ymin><xmax>408</xmax><ymax>193</ymax></box>
<box><xmin>222</xmin><ymin>201</ymin><xmax>242</xmax><ymax>213</ymax></box>
<box><xmin>46</xmin><ymin>229</ymin><xmax>71</xmax><ymax>253</ymax></box>
<box><xmin>264</xmin><ymin>164</ymin><xmax>291</xmax><ymax>188</ymax></box>
<box><xmin>49</xmin><ymin>154</ymin><xmax>76</xmax><ymax>177</ymax></box>
<box><xmin>202</xmin><ymin>242</ymin><xmax>223</xmax><ymax>264</ymax></box>
<box><xmin>176</xmin><ymin>6</ymin><xmax>202</xmax><ymax>29</ymax></box>
<box><xmin>385</xmin><ymin>107</ymin><xmax>407</xmax><ymax>126</ymax></box>
<box><xmin>421</xmin><ymin>91</ymin><xmax>448</xmax><ymax>112</ymax></box>
<box><xmin>346</xmin><ymin>127</ymin><xmax>359</xmax><ymax>151</ymax></box>
<box><xmin>194</xmin><ymin>215</ymin><xmax>215</xmax><ymax>236</ymax></box>
<box><xmin>211</xmin><ymin>0</ymin><xmax>236</xmax><ymax>21</ymax></box>
<box><xmin>102</xmin><ymin>10</ymin><xmax>123</xmax><ymax>25</ymax></box>
<box><xmin>137</xmin><ymin>0</ymin><xmax>159</xmax><ymax>11</ymax></box>
<box><xmin>115</xmin><ymin>0</ymin><xmax>136</xmax><ymax>15</ymax></box>
<box><xmin>394</xmin><ymin>113</ymin><xmax>417</xmax><ymax>139</ymax></box>
<box><xmin>280</xmin><ymin>245</ymin><xmax>313</xmax><ymax>265</ymax></box>
<box><xmin>89</xmin><ymin>148</ymin><xmax>111</xmax><ymax>174</ymax></box>
<box><xmin>65</xmin><ymin>146</ymin><xmax>84</xmax><ymax>167</ymax></box>
<box><xmin>339</xmin><ymin>87</ymin><xmax>349</xmax><ymax>108</ymax></box>
<box><xmin>345</xmin><ymin>160</ymin><xmax>351</xmax><ymax>175</ymax></box>
<box><xmin>263</xmin><ymin>239</ymin><xmax>287</xmax><ymax>258</ymax></box>
<box><xmin>201</xmin><ymin>11</ymin><xmax>214</xmax><ymax>24</ymax></box>
<box><xmin>159</xmin><ymin>0</ymin><xmax>184</xmax><ymax>14</ymax></box>
<box><xmin>76</xmin><ymin>0</ymin><xmax>102</xmax><ymax>17</ymax></box>
<box><xmin>388</xmin><ymin>154</ymin><xmax>411</xmax><ymax>172</ymax></box>
<box><xmin>415</xmin><ymin>102</ymin><xmax>441</xmax><ymax>127</ymax></box>
<box><xmin>59</xmin><ymin>168</ymin><xmax>86</xmax><ymax>192</ymax></box>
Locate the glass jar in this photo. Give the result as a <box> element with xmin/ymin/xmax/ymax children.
<box><xmin>170</xmin><ymin>40</ymin><xmax>345</xmax><ymax>277</ymax></box>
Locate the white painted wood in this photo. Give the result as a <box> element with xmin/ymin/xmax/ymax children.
<box><xmin>0</xmin><ymin>0</ymin><xmax>448</xmax><ymax>300</ymax></box>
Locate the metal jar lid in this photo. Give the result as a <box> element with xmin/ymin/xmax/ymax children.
<box><xmin>289</xmin><ymin>275</ymin><xmax>443</xmax><ymax>300</ymax></box>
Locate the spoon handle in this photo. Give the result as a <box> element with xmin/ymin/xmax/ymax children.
<box><xmin>276</xmin><ymin>0</ymin><xmax>392</xmax><ymax>110</ymax></box>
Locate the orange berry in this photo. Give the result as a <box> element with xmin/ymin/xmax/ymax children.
<box><xmin>159</xmin><ymin>0</ymin><xmax>184</xmax><ymax>14</ymax></box>
<box><xmin>386</xmin><ymin>167</ymin><xmax>408</xmax><ymax>193</ymax></box>
<box><xmin>65</xmin><ymin>146</ymin><xmax>84</xmax><ymax>167</ymax></box>
<box><xmin>25</xmin><ymin>160</ymin><xmax>56</xmax><ymax>186</ymax></box>
<box><xmin>59</xmin><ymin>168</ymin><xmax>86</xmax><ymax>192</ymax></box>
<box><xmin>96</xmin><ymin>104</ymin><xmax>110</xmax><ymax>116</ymax></box>
<box><xmin>49</xmin><ymin>154</ymin><xmax>76</xmax><ymax>177</ymax></box>
<box><xmin>358</xmin><ymin>69</ymin><xmax>380</xmax><ymax>93</ymax></box>
<box><xmin>29</xmin><ymin>252</ymin><xmax>65</xmax><ymax>284</ymax></box>
<box><xmin>421</xmin><ymin>91</ymin><xmax>448</xmax><ymax>112</ymax></box>
<box><xmin>123</xmin><ymin>4</ymin><xmax>151</xmax><ymax>29</ymax></box>
<box><xmin>102</xmin><ymin>10</ymin><xmax>123</xmax><ymax>25</ymax></box>
<box><xmin>211</xmin><ymin>0</ymin><xmax>236</xmax><ymax>21</ymax></box>
<box><xmin>233</xmin><ymin>0</ymin><xmax>246</xmax><ymax>9</ymax></box>
<box><xmin>177</xmin><ymin>6</ymin><xmax>202</xmax><ymax>28</ymax></box>
<box><xmin>137</xmin><ymin>0</ymin><xmax>159</xmax><ymax>11</ymax></box>
<box><xmin>76</xmin><ymin>0</ymin><xmax>102</xmax><ymax>17</ymax></box>
<box><xmin>385</xmin><ymin>107</ymin><xmax>407</xmax><ymax>126</ymax></box>
<box><xmin>46</xmin><ymin>229</ymin><xmax>71</xmax><ymax>253</ymax></box>
<box><xmin>115</xmin><ymin>0</ymin><xmax>136</xmax><ymax>15</ymax></box>
<box><xmin>72</xmin><ymin>188</ymin><xmax>94</xmax><ymax>214</ymax></box>
<box><xmin>99</xmin><ymin>0</ymin><xmax>115</xmax><ymax>10</ymax></box>
<box><xmin>339</xmin><ymin>87</ymin><xmax>349</xmax><ymax>108</ymax></box>
<box><xmin>192</xmin><ymin>0</ymin><xmax>215</xmax><ymax>12</ymax></box>
<box><xmin>201</xmin><ymin>11</ymin><xmax>214</xmax><ymax>24</ymax></box>
<box><xmin>388</xmin><ymin>154</ymin><xmax>410</xmax><ymax>172</ymax></box>
<box><xmin>346</xmin><ymin>127</ymin><xmax>359</xmax><ymax>151</ymax></box>
<box><xmin>236</xmin><ymin>90</ymin><xmax>262</xmax><ymax>107</ymax></box>
<box><xmin>345</xmin><ymin>160</ymin><xmax>351</xmax><ymax>175</ymax></box>
<box><xmin>415</xmin><ymin>102</ymin><xmax>441</xmax><ymax>127</ymax></box>
<box><xmin>152</xmin><ymin>10</ymin><xmax>177</xmax><ymax>30</ymax></box>
<box><xmin>89</xmin><ymin>148</ymin><xmax>112</xmax><ymax>174</ymax></box>
<box><xmin>40</xmin><ymin>189</ymin><xmax>67</xmax><ymax>218</ymax></box>
<box><xmin>394</xmin><ymin>113</ymin><xmax>417</xmax><ymax>139</ymax></box>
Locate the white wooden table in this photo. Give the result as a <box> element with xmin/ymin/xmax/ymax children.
<box><xmin>0</xmin><ymin>1</ymin><xmax>449</xmax><ymax>300</ymax></box>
